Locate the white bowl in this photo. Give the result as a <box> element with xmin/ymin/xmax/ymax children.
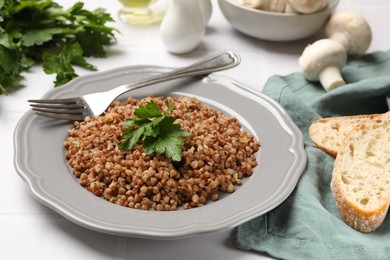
<box><xmin>218</xmin><ymin>0</ymin><xmax>340</xmax><ymax>41</ymax></box>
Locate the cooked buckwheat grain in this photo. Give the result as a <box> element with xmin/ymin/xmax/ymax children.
<box><xmin>64</xmin><ymin>96</ymin><xmax>260</xmax><ymax>210</ymax></box>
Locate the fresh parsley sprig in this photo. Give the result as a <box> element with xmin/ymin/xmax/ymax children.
<box><xmin>0</xmin><ymin>0</ymin><xmax>118</xmax><ymax>94</ymax></box>
<box><xmin>119</xmin><ymin>100</ymin><xmax>190</xmax><ymax>162</ymax></box>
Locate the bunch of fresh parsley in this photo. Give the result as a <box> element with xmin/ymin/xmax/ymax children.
<box><xmin>119</xmin><ymin>101</ymin><xmax>190</xmax><ymax>162</ymax></box>
<box><xmin>0</xmin><ymin>0</ymin><xmax>117</xmax><ymax>94</ymax></box>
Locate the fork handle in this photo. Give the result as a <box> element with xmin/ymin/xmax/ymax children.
<box><xmin>108</xmin><ymin>50</ymin><xmax>241</xmax><ymax>98</ymax></box>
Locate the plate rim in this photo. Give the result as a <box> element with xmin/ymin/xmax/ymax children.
<box><xmin>13</xmin><ymin>65</ymin><xmax>307</xmax><ymax>239</ymax></box>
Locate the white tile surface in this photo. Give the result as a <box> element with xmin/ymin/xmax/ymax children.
<box><xmin>2</xmin><ymin>0</ymin><xmax>390</xmax><ymax>259</ymax></box>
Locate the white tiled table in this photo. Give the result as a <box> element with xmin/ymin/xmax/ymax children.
<box><xmin>2</xmin><ymin>1</ymin><xmax>390</xmax><ymax>259</ymax></box>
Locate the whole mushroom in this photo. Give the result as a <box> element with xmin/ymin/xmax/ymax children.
<box><xmin>299</xmin><ymin>39</ymin><xmax>347</xmax><ymax>92</ymax></box>
<box><xmin>286</xmin><ymin>0</ymin><xmax>327</xmax><ymax>14</ymax></box>
<box><xmin>325</xmin><ymin>11</ymin><xmax>372</xmax><ymax>56</ymax></box>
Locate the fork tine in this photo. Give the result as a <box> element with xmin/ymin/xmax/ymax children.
<box><xmin>29</xmin><ymin>97</ymin><xmax>89</xmax><ymax>121</ymax></box>
<box><xmin>28</xmin><ymin>98</ymin><xmax>78</xmax><ymax>105</ymax></box>
<box><xmin>31</xmin><ymin>107</ymin><xmax>86</xmax><ymax>115</ymax></box>
<box><xmin>29</xmin><ymin>103</ymin><xmax>85</xmax><ymax>109</ymax></box>
<box><xmin>34</xmin><ymin>111</ymin><xmax>85</xmax><ymax>121</ymax></box>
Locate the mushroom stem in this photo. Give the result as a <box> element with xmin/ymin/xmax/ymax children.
<box><xmin>319</xmin><ymin>65</ymin><xmax>346</xmax><ymax>92</ymax></box>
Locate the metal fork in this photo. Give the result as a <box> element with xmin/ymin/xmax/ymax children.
<box><xmin>28</xmin><ymin>50</ymin><xmax>241</xmax><ymax>121</ymax></box>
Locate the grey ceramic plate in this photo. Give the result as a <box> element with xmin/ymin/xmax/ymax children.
<box><xmin>14</xmin><ymin>66</ymin><xmax>306</xmax><ymax>239</ymax></box>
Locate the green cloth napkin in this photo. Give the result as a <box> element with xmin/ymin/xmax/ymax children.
<box><xmin>235</xmin><ymin>50</ymin><xmax>390</xmax><ymax>260</ymax></box>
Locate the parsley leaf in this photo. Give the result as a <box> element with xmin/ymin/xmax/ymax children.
<box><xmin>0</xmin><ymin>0</ymin><xmax>118</xmax><ymax>94</ymax></box>
<box><xmin>134</xmin><ymin>100</ymin><xmax>163</xmax><ymax>118</ymax></box>
<box><xmin>21</xmin><ymin>28</ymin><xmax>73</xmax><ymax>47</ymax></box>
<box><xmin>42</xmin><ymin>40</ymin><xmax>96</xmax><ymax>86</ymax></box>
<box><xmin>119</xmin><ymin>101</ymin><xmax>190</xmax><ymax>161</ymax></box>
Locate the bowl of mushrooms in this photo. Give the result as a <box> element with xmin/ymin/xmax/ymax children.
<box><xmin>218</xmin><ymin>0</ymin><xmax>340</xmax><ymax>41</ymax></box>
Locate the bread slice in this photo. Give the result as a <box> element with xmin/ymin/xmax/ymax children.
<box><xmin>309</xmin><ymin>112</ymin><xmax>389</xmax><ymax>157</ymax></box>
<box><xmin>331</xmin><ymin>115</ymin><xmax>390</xmax><ymax>232</ymax></box>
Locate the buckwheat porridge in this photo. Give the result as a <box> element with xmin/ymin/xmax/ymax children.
<box><xmin>64</xmin><ymin>96</ymin><xmax>260</xmax><ymax>211</ymax></box>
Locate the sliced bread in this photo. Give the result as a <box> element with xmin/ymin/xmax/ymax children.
<box><xmin>309</xmin><ymin>112</ymin><xmax>389</xmax><ymax>157</ymax></box>
<box><xmin>331</xmin><ymin>115</ymin><xmax>390</xmax><ymax>232</ymax></box>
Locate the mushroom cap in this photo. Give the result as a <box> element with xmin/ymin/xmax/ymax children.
<box><xmin>325</xmin><ymin>11</ymin><xmax>372</xmax><ymax>56</ymax></box>
<box><xmin>240</xmin><ymin>0</ymin><xmax>285</xmax><ymax>12</ymax></box>
<box><xmin>286</xmin><ymin>0</ymin><xmax>327</xmax><ymax>14</ymax></box>
<box><xmin>265</xmin><ymin>0</ymin><xmax>286</xmax><ymax>12</ymax></box>
<box><xmin>239</xmin><ymin>0</ymin><xmax>263</xmax><ymax>9</ymax></box>
<box><xmin>299</xmin><ymin>39</ymin><xmax>347</xmax><ymax>81</ymax></box>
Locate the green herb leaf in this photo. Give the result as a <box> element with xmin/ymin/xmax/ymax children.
<box><xmin>0</xmin><ymin>0</ymin><xmax>118</xmax><ymax>94</ymax></box>
<box><xmin>119</xmin><ymin>101</ymin><xmax>190</xmax><ymax>161</ymax></box>
<box><xmin>119</xmin><ymin>126</ymin><xmax>145</xmax><ymax>151</ymax></box>
<box><xmin>21</xmin><ymin>28</ymin><xmax>73</xmax><ymax>47</ymax></box>
<box><xmin>134</xmin><ymin>101</ymin><xmax>162</xmax><ymax>118</ymax></box>
<box><xmin>143</xmin><ymin>116</ymin><xmax>190</xmax><ymax>162</ymax></box>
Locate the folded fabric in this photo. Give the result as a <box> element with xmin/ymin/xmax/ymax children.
<box><xmin>235</xmin><ymin>50</ymin><xmax>390</xmax><ymax>260</ymax></box>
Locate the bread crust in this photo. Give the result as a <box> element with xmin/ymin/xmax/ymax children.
<box><xmin>309</xmin><ymin>113</ymin><xmax>389</xmax><ymax>157</ymax></box>
<box><xmin>331</xmin><ymin>169</ymin><xmax>389</xmax><ymax>232</ymax></box>
<box><xmin>330</xmin><ymin>116</ymin><xmax>390</xmax><ymax>232</ymax></box>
